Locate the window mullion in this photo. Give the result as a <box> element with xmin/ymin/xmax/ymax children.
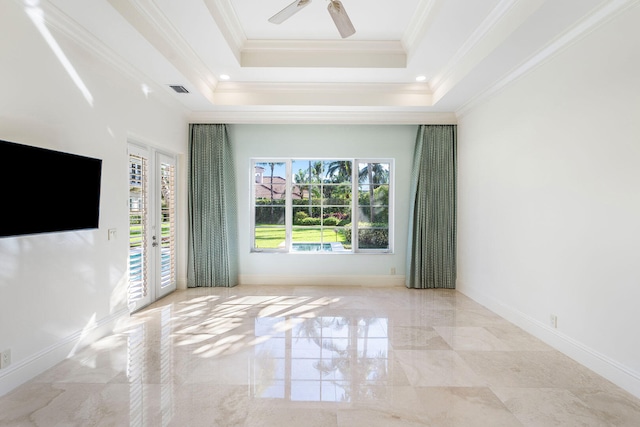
<box><xmin>250</xmin><ymin>160</ymin><xmax>257</xmax><ymax>251</ymax></box>
<box><xmin>352</xmin><ymin>158</ymin><xmax>359</xmax><ymax>253</ymax></box>
<box><xmin>285</xmin><ymin>160</ymin><xmax>292</xmax><ymax>252</ymax></box>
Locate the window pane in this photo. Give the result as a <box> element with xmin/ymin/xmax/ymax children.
<box><xmin>322</xmin><ymin>207</ymin><xmax>350</xmax><ymax>226</ymax></box>
<box><xmin>255</xmin><ymin>184</ymin><xmax>286</xmax><ymax>204</ymax></box>
<box><xmin>324</xmin><ymin>160</ymin><xmax>352</xmax><ymax>183</ymax></box>
<box><xmin>373</xmin><ymin>184</ymin><xmax>389</xmax><ymax>205</ymax></box>
<box><xmin>358</xmin><ymin>207</ymin><xmax>388</xmax><ymax>225</ymax></box>
<box><xmin>358</xmin><ymin>162</ymin><xmax>390</xmax><ymax>185</ymax></box>
<box><xmin>255</xmin><ymin>162</ymin><xmax>286</xmax><ymax>178</ymax></box>
<box><xmin>335</xmin><ymin>226</ymin><xmax>351</xmax><ymax>250</ymax></box>
<box><xmin>322</xmin><ymin>227</ymin><xmax>345</xmax><ymax>246</ymax></box>
<box><xmin>358</xmin><ymin>185</ymin><xmax>371</xmax><ymax>205</ymax></box>
<box><xmin>358</xmin><ymin>184</ymin><xmax>389</xmax><ymax>206</ymax></box>
<box><xmin>323</xmin><ymin>184</ymin><xmax>351</xmax><ymax>205</ymax></box>
<box><xmin>291</xmin><ymin>226</ymin><xmax>348</xmax><ymax>252</ymax></box>
<box><xmin>292</xmin><ymin>182</ymin><xmax>307</xmax><ymax>200</ymax></box>
<box><xmin>292</xmin><ymin>226</ymin><xmax>323</xmax><ymax>244</ymax></box>
<box><xmin>255</xmin><ymin>207</ymin><xmax>285</xmax><ymax>225</ymax></box>
<box><xmin>306</xmin><ymin>184</ymin><xmax>322</xmax><ymax>203</ymax></box>
<box><xmin>292</xmin><ymin>206</ymin><xmax>316</xmax><ymax>225</ymax></box>
<box><xmin>357</xmin><ymin>227</ymin><xmax>389</xmax><ymax>250</ymax></box>
<box><xmin>293</xmin><ymin>160</ymin><xmax>324</xmax><ymax>183</ymax></box>
<box><xmin>255</xmin><ymin>226</ymin><xmax>286</xmax><ymax>249</ymax></box>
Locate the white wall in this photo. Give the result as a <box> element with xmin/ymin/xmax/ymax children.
<box><xmin>229</xmin><ymin>124</ymin><xmax>417</xmax><ymax>286</ymax></box>
<box><xmin>457</xmin><ymin>5</ymin><xmax>640</xmax><ymax>396</ymax></box>
<box><xmin>0</xmin><ymin>2</ymin><xmax>188</xmax><ymax>395</ymax></box>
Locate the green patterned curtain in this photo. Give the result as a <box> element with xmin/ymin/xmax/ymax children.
<box><xmin>406</xmin><ymin>125</ymin><xmax>457</xmax><ymax>289</ymax></box>
<box><xmin>187</xmin><ymin>124</ymin><xmax>239</xmax><ymax>287</ymax></box>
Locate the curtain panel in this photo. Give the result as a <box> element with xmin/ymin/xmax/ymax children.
<box><xmin>187</xmin><ymin>124</ymin><xmax>239</xmax><ymax>287</ymax></box>
<box><xmin>406</xmin><ymin>125</ymin><xmax>457</xmax><ymax>289</ymax></box>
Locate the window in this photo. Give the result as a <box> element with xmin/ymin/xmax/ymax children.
<box><xmin>251</xmin><ymin>159</ymin><xmax>393</xmax><ymax>253</ymax></box>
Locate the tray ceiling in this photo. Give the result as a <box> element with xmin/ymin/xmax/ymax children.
<box><xmin>22</xmin><ymin>0</ymin><xmax>635</xmax><ymax>122</ymax></box>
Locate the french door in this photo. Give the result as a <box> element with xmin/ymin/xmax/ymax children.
<box><xmin>128</xmin><ymin>144</ymin><xmax>177</xmax><ymax>312</ymax></box>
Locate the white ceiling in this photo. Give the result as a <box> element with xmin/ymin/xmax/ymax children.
<box><xmin>30</xmin><ymin>0</ymin><xmax>629</xmax><ymax>122</ymax></box>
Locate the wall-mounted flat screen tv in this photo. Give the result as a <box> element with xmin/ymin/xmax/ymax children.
<box><xmin>0</xmin><ymin>139</ymin><xmax>102</xmax><ymax>238</ymax></box>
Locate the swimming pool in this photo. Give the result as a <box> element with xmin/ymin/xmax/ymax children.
<box><xmin>291</xmin><ymin>242</ymin><xmax>346</xmax><ymax>252</ymax></box>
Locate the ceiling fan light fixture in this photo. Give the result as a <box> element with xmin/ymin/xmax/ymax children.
<box><xmin>327</xmin><ymin>0</ymin><xmax>355</xmax><ymax>38</ymax></box>
<box><xmin>269</xmin><ymin>0</ymin><xmax>312</xmax><ymax>24</ymax></box>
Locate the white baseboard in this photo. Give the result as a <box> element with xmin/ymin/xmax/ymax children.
<box><xmin>239</xmin><ymin>274</ymin><xmax>406</xmax><ymax>287</ymax></box>
<box><xmin>457</xmin><ymin>285</ymin><xmax>640</xmax><ymax>399</ymax></box>
<box><xmin>0</xmin><ymin>308</ymin><xmax>129</xmax><ymax>397</ymax></box>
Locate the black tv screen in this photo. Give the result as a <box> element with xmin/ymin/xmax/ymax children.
<box><xmin>0</xmin><ymin>139</ymin><xmax>102</xmax><ymax>238</ymax></box>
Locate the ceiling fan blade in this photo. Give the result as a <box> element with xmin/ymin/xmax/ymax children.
<box><xmin>327</xmin><ymin>0</ymin><xmax>355</xmax><ymax>38</ymax></box>
<box><xmin>269</xmin><ymin>0</ymin><xmax>312</xmax><ymax>24</ymax></box>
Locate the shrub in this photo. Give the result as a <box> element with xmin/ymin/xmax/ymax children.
<box><xmin>341</xmin><ymin>224</ymin><xmax>389</xmax><ymax>249</ymax></box>
<box><xmin>323</xmin><ymin>216</ymin><xmax>340</xmax><ymax>226</ymax></box>
<box><xmin>294</xmin><ymin>211</ymin><xmax>309</xmax><ymax>225</ymax></box>
<box><xmin>300</xmin><ymin>217</ymin><xmax>322</xmax><ymax>226</ymax></box>
<box><xmin>255</xmin><ymin>198</ymin><xmax>286</xmax><ymax>206</ymax></box>
<box><xmin>358</xmin><ymin>229</ymin><xmax>389</xmax><ymax>249</ymax></box>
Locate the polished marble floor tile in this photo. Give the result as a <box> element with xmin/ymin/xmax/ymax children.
<box><xmin>1</xmin><ymin>285</ymin><xmax>640</xmax><ymax>426</ymax></box>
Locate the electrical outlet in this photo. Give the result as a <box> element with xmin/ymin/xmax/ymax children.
<box><xmin>550</xmin><ymin>314</ymin><xmax>558</xmax><ymax>329</ymax></box>
<box><xmin>390</xmin><ymin>267</ymin><xmax>396</xmax><ymax>275</ymax></box>
<box><xmin>108</xmin><ymin>228</ymin><xmax>117</xmax><ymax>240</ymax></box>
<box><xmin>0</xmin><ymin>349</ymin><xmax>11</xmax><ymax>369</ymax></box>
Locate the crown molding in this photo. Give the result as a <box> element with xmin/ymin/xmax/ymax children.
<box><xmin>205</xmin><ymin>0</ymin><xmax>416</xmax><ymax>69</ymax></box>
<box><xmin>432</xmin><ymin>0</ymin><xmax>548</xmax><ymax>105</ymax></box>
<box><xmin>456</xmin><ymin>0</ymin><xmax>640</xmax><ymax>117</ymax></box>
<box><xmin>402</xmin><ymin>0</ymin><xmax>441</xmax><ymax>58</ymax></box>
<box><xmin>241</xmin><ymin>40</ymin><xmax>406</xmax><ymax>68</ymax></box>
<box><xmin>201</xmin><ymin>0</ymin><xmax>245</xmax><ymax>63</ymax></box>
<box><xmin>108</xmin><ymin>0</ymin><xmax>219</xmax><ymax>103</ymax></box>
<box><xmin>189</xmin><ymin>110</ymin><xmax>457</xmax><ymax>125</ymax></box>
<box><xmin>430</xmin><ymin>0</ymin><xmax>519</xmax><ymax>94</ymax></box>
<box><xmin>17</xmin><ymin>0</ymin><xmax>185</xmax><ymax>112</ymax></box>
<box><xmin>212</xmin><ymin>82</ymin><xmax>431</xmax><ymax>107</ymax></box>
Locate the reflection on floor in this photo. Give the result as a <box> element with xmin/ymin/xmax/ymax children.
<box><xmin>2</xmin><ymin>285</ymin><xmax>640</xmax><ymax>426</ymax></box>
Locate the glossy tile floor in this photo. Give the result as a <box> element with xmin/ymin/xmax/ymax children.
<box><xmin>2</xmin><ymin>286</ymin><xmax>640</xmax><ymax>426</ymax></box>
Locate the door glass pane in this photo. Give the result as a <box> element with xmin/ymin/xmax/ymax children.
<box><xmin>129</xmin><ymin>153</ymin><xmax>147</xmax><ymax>304</ymax></box>
<box><xmin>159</xmin><ymin>160</ymin><xmax>176</xmax><ymax>289</ymax></box>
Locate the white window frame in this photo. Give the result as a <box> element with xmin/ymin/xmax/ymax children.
<box><xmin>250</xmin><ymin>158</ymin><xmax>394</xmax><ymax>254</ymax></box>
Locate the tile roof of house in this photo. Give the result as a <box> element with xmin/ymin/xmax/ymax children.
<box><xmin>255</xmin><ymin>176</ymin><xmax>306</xmax><ymax>200</ymax></box>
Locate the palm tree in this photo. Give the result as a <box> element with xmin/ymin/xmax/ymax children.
<box><xmin>293</xmin><ymin>169</ymin><xmax>309</xmax><ymax>198</ymax></box>
<box><xmin>294</xmin><ymin>169</ymin><xmax>313</xmax><ymax>216</ymax></box>
<box><xmin>256</xmin><ymin>161</ymin><xmax>278</xmax><ymax>222</ymax></box>
<box><xmin>358</xmin><ymin>163</ymin><xmax>389</xmax><ymax>223</ymax></box>
<box><xmin>358</xmin><ymin>162</ymin><xmax>389</xmax><ymax>187</ymax></box>
<box><xmin>308</xmin><ymin>161</ymin><xmax>323</xmax><ymax>183</ymax></box>
<box><xmin>326</xmin><ymin>160</ymin><xmax>352</xmax><ymax>182</ymax></box>
<box><xmin>303</xmin><ymin>161</ymin><xmax>322</xmax><ymax>217</ymax></box>
<box><xmin>256</xmin><ymin>161</ymin><xmax>276</xmax><ymax>202</ymax></box>
<box><xmin>358</xmin><ymin>163</ymin><xmax>388</xmax><ymax>223</ymax></box>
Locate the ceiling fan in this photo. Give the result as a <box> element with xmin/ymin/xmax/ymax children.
<box><xmin>268</xmin><ymin>0</ymin><xmax>356</xmax><ymax>39</ymax></box>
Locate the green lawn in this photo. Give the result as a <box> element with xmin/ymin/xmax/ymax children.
<box><xmin>255</xmin><ymin>225</ymin><xmax>348</xmax><ymax>249</ymax></box>
<box><xmin>129</xmin><ymin>223</ymin><xmax>172</xmax><ymax>246</ymax></box>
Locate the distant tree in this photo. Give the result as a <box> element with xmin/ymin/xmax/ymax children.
<box><xmin>358</xmin><ymin>163</ymin><xmax>389</xmax><ymax>223</ymax></box>
<box><xmin>294</xmin><ymin>169</ymin><xmax>313</xmax><ymax>216</ymax></box>
<box><xmin>326</xmin><ymin>160</ymin><xmax>352</xmax><ymax>182</ymax></box>
<box><xmin>256</xmin><ymin>161</ymin><xmax>278</xmax><ymax>221</ymax></box>
<box><xmin>309</xmin><ymin>161</ymin><xmax>323</xmax><ymax>183</ymax></box>
<box><xmin>256</xmin><ymin>162</ymin><xmax>277</xmax><ymax>203</ymax></box>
